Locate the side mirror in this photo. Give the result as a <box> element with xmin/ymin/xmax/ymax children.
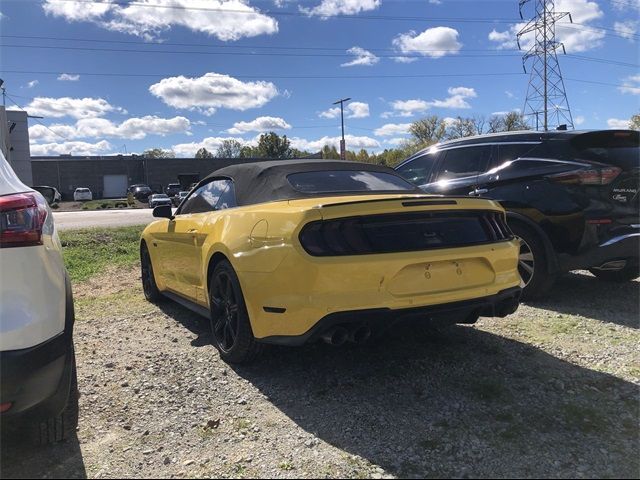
<box><xmin>153</xmin><ymin>205</ymin><xmax>174</xmax><ymax>220</ymax></box>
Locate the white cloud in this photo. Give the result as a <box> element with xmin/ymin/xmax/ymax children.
<box><xmin>574</xmin><ymin>115</ymin><xmax>585</xmax><ymax>126</ymax></box>
<box><xmin>386</xmin><ymin>137</ymin><xmax>410</xmax><ymax>146</ymax></box>
<box><xmin>614</xmin><ymin>21</ymin><xmax>638</xmax><ymax>40</ymax></box>
<box><xmin>29</xmin><ymin>116</ymin><xmax>191</xmax><ymax>142</ymax></box>
<box><xmin>57</xmin><ymin>73</ymin><xmax>80</xmax><ymax>81</ymax></box>
<box><xmin>619</xmin><ymin>75</ymin><xmax>640</xmax><ymax>95</ymax></box>
<box><xmin>607</xmin><ymin>118</ymin><xmax>630</xmax><ymax>129</ymax></box>
<box><xmin>374</xmin><ymin>123</ymin><xmax>412</xmax><ymax>136</ymax></box>
<box><xmin>25</xmin><ymin>80</ymin><xmax>39</xmax><ymax>89</ymax></box>
<box><xmin>24</xmin><ymin>96</ymin><xmax>123</xmax><ymax>119</ymax></box>
<box><xmin>301</xmin><ymin>0</ymin><xmax>380</xmax><ymax>17</ymax></box>
<box><xmin>290</xmin><ymin>134</ymin><xmax>380</xmax><ymax>151</ymax></box>
<box><xmin>347</xmin><ymin>102</ymin><xmax>370</xmax><ymax>118</ymax></box>
<box><xmin>149</xmin><ymin>73</ymin><xmax>279</xmax><ymax>115</ymax></box>
<box><xmin>30</xmin><ymin>140</ymin><xmax>113</xmax><ymax>156</ymax></box>
<box><xmin>612</xmin><ymin>0</ymin><xmax>640</xmax><ymax>10</ymax></box>
<box><xmin>43</xmin><ymin>0</ymin><xmax>278</xmax><ymax>41</ymax></box>
<box><xmin>226</xmin><ymin>116</ymin><xmax>291</xmax><ymax>134</ymax></box>
<box><xmin>489</xmin><ymin>0</ymin><xmax>605</xmax><ymax>53</ymax></box>
<box><xmin>172</xmin><ymin>136</ymin><xmax>248</xmax><ymax>157</ymax></box>
<box><xmin>392</xmin><ymin>56</ymin><xmax>418</xmax><ymax>63</ymax></box>
<box><xmin>387</xmin><ymin>87</ymin><xmax>477</xmax><ymax>117</ymax></box>
<box><xmin>341</xmin><ymin>46</ymin><xmax>380</xmax><ymax>67</ymax></box>
<box><xmin>393</xmin><ymin>26</ymin><xmax>462</xmax><ymax>58</ymax></box>
<box><xmin>505</xmin><ymin>90</ymin><xmax>515</xmax><ymax>99</ymax></box>
<box><xmin>319</xmin><ymin>102</ymin><xmax>370</xmax><ymax>119</ymax></box>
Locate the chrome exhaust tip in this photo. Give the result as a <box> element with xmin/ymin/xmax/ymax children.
<box><xmin>321</xmin><ymin>327</ymin><xmax>349</xmax><ymax>346</ymax></box>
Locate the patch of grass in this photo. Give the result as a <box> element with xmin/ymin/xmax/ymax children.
<box><xmin>80</xmin><ymin>199</ymin><xmax>131</xmax><ymax>210</ymax></box>
<box><xmin>279</xmin><ymin>461</ymin><xmax>294</xmax><ymax>471</ymax></box>
<box><xmin>233</xmin><ymin>418</ymin><xmax>251</xmax><ymax>431</ymax></box>
<box><xmin>60</xmin><ymin>225</ymin><xmax>145</xmax><ymax>282</ymax></box>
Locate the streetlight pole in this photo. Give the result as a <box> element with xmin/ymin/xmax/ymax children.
<box><xmin>333</xmin><ymin>97</ymin><xmax>351</xmax><ymax>160</ymax></box>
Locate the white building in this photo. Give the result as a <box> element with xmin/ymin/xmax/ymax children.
<box><xmin>0</xmin><ymin>106</ymin><xmax>33</xmax><ymax>185</ymax></box>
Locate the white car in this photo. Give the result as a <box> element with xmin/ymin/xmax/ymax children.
<box><xmin>73</xmin><ymin>187</ymin><xmax>92</xmax><ymax>201</ymax></box>
<box><xmin>148</xmin><ymin>193</ymin><xmax>173</xmax><ymax>209</ymax></box>
<box><xmin>0</xmin><ymin>151</ymin><xmax>78</xmax><ymax>443</ymax></box>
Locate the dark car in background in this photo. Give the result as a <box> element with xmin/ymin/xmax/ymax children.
<box><xmin>165</xmin><ymin>183</ymin><xmax>181</xmax><ymax>198</ymax></box>
<box><xmin>131</xmin><ymin>185</ymin><xmax>152</xmax><ymax>201</ymax></box>
<box><xmin>395</xmin><ymin>129</ymin><xmax>639</xmax><ymax>299</ymax></box>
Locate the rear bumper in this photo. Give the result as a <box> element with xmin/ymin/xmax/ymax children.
<box><xmin>557</xmin><ymin>231</ymin><xmax>640</xmax><ymax>272</ymax></box>
<box><xmin>259</xmin><ymin>286</ymin><xmax>521</xmax><ymax>346</ymax></box>
<box><xmin>0</xmin><ymin>330</ymin><xmax>74</xmax><ymax>421</ymax></box>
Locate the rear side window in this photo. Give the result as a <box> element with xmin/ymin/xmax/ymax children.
<box><xmin>179</xmin><ymin>179</ymin><xmax>236</xmax><ymax>214</ymax></box>
<box><xmin>435</xmin><ymin>146</ymin><xmax>491</xmax><ymax>181</ymax></box>
<box><xmin>287</xmin><ymin>170</ymin><xmax>417</xmax><ymax>193</ymax></box>
<box><xmin>396</xmin><ymin>152</ymin><xmax>439</xmax><ymax>186</ymax></box>
<box><xmin>570</xmin><ymin>131</ymin><xmax>640</xmax><ymax>170</ymax></box>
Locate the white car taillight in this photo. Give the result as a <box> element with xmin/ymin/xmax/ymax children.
<box><xmin>0</xmin><ymin>192</ymin><xmax>48</xmax><ymax>248</ymax></box>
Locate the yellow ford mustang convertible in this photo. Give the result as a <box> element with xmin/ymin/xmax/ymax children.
<box><xmin>140</xmin><ymin>160</ymin><xmax>521</xmax><ymax>363</ymax></box>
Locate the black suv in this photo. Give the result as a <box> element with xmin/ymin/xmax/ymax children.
<box><xmin>395</xmin><ymin>130</ymin><xmax>639</xmax><ymax>299</ymax></box>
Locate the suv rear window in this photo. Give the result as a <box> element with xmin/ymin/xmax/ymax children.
<box><xmin>570</xmin><ymin>131</ymin><xmax>640</xmax><ymax>170</ymax></box>
<box><xmin>287</xmin><ymin>170</ymin><xmax>417</xmax><ymax>194</ymax></box>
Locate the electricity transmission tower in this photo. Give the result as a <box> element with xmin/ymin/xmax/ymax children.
<box><xmin>518</xmin><ymin>0</ymin><xmax>574</xmax><ymax>131</ymax></box>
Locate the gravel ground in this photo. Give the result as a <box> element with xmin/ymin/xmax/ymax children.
<box><xmin>1</xmin><ymin>268</ymin><xmax>638</xmax><ymax>479</ymax></box>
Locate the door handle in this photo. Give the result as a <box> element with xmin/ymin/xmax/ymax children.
<box><xmin>187</xmin><ymin>228</ymin><xmax>198</xmax><ymax>234</ymax></box>
<box><xmin>468</xmin><ymin>188</ymin><xmax>488</xmax><ymax>196</ymax></box>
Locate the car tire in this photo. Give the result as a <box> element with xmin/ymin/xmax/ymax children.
<box><xmin>208</xmin><ymin>260</ymin><xmax>262</xmax><ymax>364</ymax></box>
<box><xmin>589</xmin><ymin>262</ymin><xmax>640</xmax><ymax>282</ymax></box>
<box><xmin>34</xmin><ymin>351</ymin><xmax>79</xmax><ymax>446</ymax></box>
<box><xmin>141</xmin><ymin>243</ymin><xmax>163</xmax><ymax>303</ymax></box>
<box><xmin>509</xmin><ymin>222</ymin><xmax>555</xmax><ymax>301</ymax></box>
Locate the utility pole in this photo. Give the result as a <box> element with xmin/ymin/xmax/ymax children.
<box><xmin>518</xmin><ymin>0</ymin><xmax>574</xmax><ymax>131</ymax></box>
<box><xmin>333</xmin><ymin>97</ymin><xmax>351</xmax><ymax>160</ymax></box>
<box><xmin>0</xmin><ymin>78</ymin><xmax>6</xmax><ymax>107</ymax></box>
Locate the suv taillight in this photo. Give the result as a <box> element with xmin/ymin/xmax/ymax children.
<box><xmin>548</xmin><ymin>166</ymin><xmax>621</xmax><ymax>185</ymax></box>
<box><xmin>0</xmin><ymin>192</ymin><xmax>48</xmax><ymax>248</ymax></box>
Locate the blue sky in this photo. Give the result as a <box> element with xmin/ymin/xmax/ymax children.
<box><xmin>0</xmin><ymin>0</ymin><xmax>638</xmax><ymax>157</ymax></box>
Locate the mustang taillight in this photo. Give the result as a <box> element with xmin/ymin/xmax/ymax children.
<box><xmin>299</xmin><ymin>211</ymin><xmax>513</xmax><ymax>257</ymax></box>
<box><xmin>548</xmin><ymin>166</ymin><xmax>621</xmax><ymax>185</ymax></box>
<box><xmin>0</xmin><ymin>192</ymin><xmax>48</xmax><ymax>248</ymax></box>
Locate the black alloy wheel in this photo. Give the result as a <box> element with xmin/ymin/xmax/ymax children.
<box><xmin>208</xmin><ymin>260</ymin><xmax>262</xmax><ymax>363</ymax></box>
<box><xmin>141</xmin><ymin>244</ymin><xmax>162</xmax><ymax>302</ymax></box>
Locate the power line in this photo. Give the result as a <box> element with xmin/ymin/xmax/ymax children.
<box><xmin>0</xmin><ymin>69</ymin><xmax>528</xmax><ymax>79</ymax></box>
<box><xmin>0</xmin><ymin>34</ymin><xmax>522</xmax><ymax>53</ymax></box>
<box><xmin>14</xmin><ymin>0</ymin><xmax>523</xmax><ymax>22</ymax></box>
<box><xmin>0</xmin><ymin>43</ymin><xmax>526</xmax><ymax>59</ymax></box>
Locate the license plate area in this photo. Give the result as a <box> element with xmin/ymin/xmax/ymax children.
<box><xmin>387</xmin><ymin>258</ymin><xmax>495</xmax><ymax>296</ymax></box>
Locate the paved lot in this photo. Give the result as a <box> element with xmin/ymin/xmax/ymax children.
<box><xmin>53</xmin><ymin>209</ymin><xmax>159</xmax><ymax>230</ymax></box>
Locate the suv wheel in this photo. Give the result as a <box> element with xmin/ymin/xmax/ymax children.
<box><xmin>589</xmin><ymin>262</ymin><xmax>640</xmax><ymax>283</ymax></box>
<box><xmin>209</xmin><ymin>260</ymin><xmax>262</xmax><ymax>364</ymax></box>
<box><xmin>510</xmin><ymin>222</ymin><xmax>555</xmax><ymax>301</ymax></box>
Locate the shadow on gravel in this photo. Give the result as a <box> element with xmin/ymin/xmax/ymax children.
<box><xmin>232</xmin><ymin>324</ymin><xmax>639</xmax><ymax>478</ymax></box>
<box><xmin>0</xmin><ymin>429</ymin><xmax>86</xmax><ymax>479</ymax></box>
<box><xmin>157</xmin><ymin>301</ymin><xmax>212</xmax><ymax>348</ymax></box>
<box><xmin>527</xmin><ymin>271</ymin><xmax>639</xmax><ymax>329</ymax></box>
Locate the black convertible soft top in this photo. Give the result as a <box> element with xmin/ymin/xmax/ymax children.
<box><xmin>199</xmin><ymin>159</ymin><xmax>423</xmax><ymax>206</ymax></box>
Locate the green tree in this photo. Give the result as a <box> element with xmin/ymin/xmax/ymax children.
<box><xmin>629</xmin><ymin>113</ymin><xmax>640</xmax><ymax>131</ymax></box>
<box><xmin>255</xmin><ymin>132</ymin><xmax>293</xmax><ymax>158</ymax></box>
<box><xmin>321</xmin><ymin>145</ymin><xmax>340</xmax><ymax>160</ymax></box>
<box><xmin>143</xmin><ymin>148</ymin><xmax>174</xmax><ymax>158</ymax></box>
<box><xmin>446</xmin><ymin>116</ymin><xmax>478</xmax><ymax>140</ymax></box>
<box><xmin>215</xmin><ymin>140</ymin><xmax>244</xmax><ymax>158</ymax></box>
<box><xmin>409</xmin><ymin>116</ymin><xmax>448</xmax><ymax>147</ymax></box>
<box><xmin>487</xmin><ymin>111</ymin><xmax>530</xmax><ymax>133</ymax></box>
<box><xmin>195</xmin><ymin>147</ymin><xmax>214</xmax><ymax>159</ymax></box>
